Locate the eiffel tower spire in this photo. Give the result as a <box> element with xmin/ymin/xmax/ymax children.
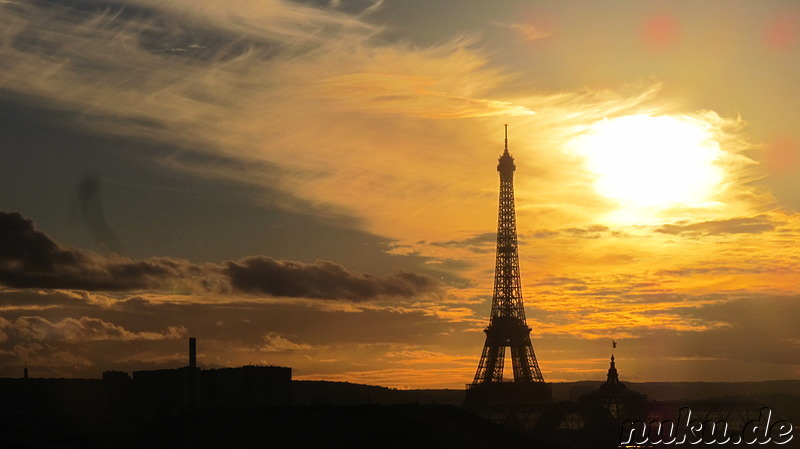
<box><xmin>466</xmin><ymin>126</ymin><xmax>550</xmax><ymax>405</ymax></box>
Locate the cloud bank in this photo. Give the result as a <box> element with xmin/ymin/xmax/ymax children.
<box><xmin>0</xmin><ymin>211</ymin><xmax>439</xmax><ymax>301</ymax></box>
<box><xmin>0</xmin><ymin>316</ymin><xmax>186</xmax><ymax>343</ymax></box>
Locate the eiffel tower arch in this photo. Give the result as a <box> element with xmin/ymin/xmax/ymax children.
<box><xmin>465</xmin><ymin>125</ymin><xmax>552</xmax><ymax>407</ymax></box>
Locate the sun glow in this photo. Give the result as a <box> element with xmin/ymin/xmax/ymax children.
<box><xmin>573</xmin><ymin>114</ymin><xmax>725</xmax><ymax>222</ymax></box>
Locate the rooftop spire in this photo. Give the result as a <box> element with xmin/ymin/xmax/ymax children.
<box><xmin>504</xmin><ymin>124</ymin><xmax>509</xmax><ymax>152</ymax></box>
<box><xmin>602</xmin><ymin>353</ymin><xmax>624</xmax><ymax>389</ymax></box>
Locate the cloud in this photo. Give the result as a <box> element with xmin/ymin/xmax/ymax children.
<box><xmin>0</xmin><ymin>211</ymin><xmax>209</xmax><ymax>291</ymax></box>
<box><xmin>0</xmin><ymin>274</ymin><xmax>796</xmax><ymax>386</ymax></box>
<box><xmin>0</xmin><ymin>211</ymin><xmax>82</xmax><ymax>272</ymax></box>
<box><xmin>0</xmin><ymin>210</ymin><xmax>439</xmax><ymax>300</ymax></box>
<box><xmin>526</xmin><ymin>225</ymin><xmax>612</xmax><ymax>240</ymax></box>
<box><xmin>2</xmin><ymin>1</ymin><xmax>769</xmax><ymax>305</ymax></box>
<box><xmin>0</xmin><ymin>317</ymin><xmax>9</xmax><ymax>342</ymax></box>
<box><xmin>261</xmin><ymin>333</ymin><xmax>312</xmax><ymax>352</ymax></box>
<box><xmin>0</xmin><ymin>0</ymin><xmax>529</xmax><ymax>157</ymax></box>
<box><xmin>0</xmin><ymin>289</ymin><xmax>101</xmax><ymax>312</ymax></box>
<box><xmin>506</xmin><ymin>23</ymin><xmax>552</xmax><ymax>43</ymax></box>
<box><xmin>428</xmin><ymin>232</ymin><xmax>496</xmax><ymax>253</ymax></box>
<box><xmin>0</xmin><ymin>0</ymin><xmax>664</xmax><ymax>251</ymax></box>
<box><xmin>0</xmin><ymin>285</ymin><xmax>481</xmax><ymax>382</ymax></box>
<box><xmin>655</xmin><ymin>215</ymin><xmax>778</xmax><ymax>235</ymax></box>
<box><xmin>226</xmin><ymin>256</ymin><xmax>437</xmax><ymax>301</ymax></box>
<box><xmin>316</xmin><ymin>69</ymin><xmax>536</xmax><ymax>119</ymax></box>
<box><xmin>654</xmin><ymin>266</ymin><xmax>782</xmax><ymax>278</ymax></box>
<box><xmin>5</xmin><ymin>316</ymin><xmax>186</xmax><ymax>342</ymax></box>
<box><xmin>11</xmin><ymin>342</ymin><xmax>93</xmax><ymax>371</ymax></box>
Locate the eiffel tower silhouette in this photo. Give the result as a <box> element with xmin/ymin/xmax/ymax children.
<box><xmin>465</xmin><ymin>125</ymin><xmax>551</xmax><ymax>405</ymax></box>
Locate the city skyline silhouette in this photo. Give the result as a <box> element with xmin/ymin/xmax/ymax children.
<box><xmin>3</xmin><ymin>335</ymin><xmax>798</xmax><ymax>448</ymax></box>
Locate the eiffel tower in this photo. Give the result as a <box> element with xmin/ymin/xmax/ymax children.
<box><xmin>465</xmin><ymin>125</ymin><xmax>551</xmax><ymax>406</ymax></box>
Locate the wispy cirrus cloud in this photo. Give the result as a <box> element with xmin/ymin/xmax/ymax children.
<box><xmin>0</xmin><ymin>0</ymin><xmax>694</xmax><ymax>248</ymax></box>
<box><xmin>505</xmin><ymin>23</ymin><xmax>552</xmax><ymax>42</ymax></box>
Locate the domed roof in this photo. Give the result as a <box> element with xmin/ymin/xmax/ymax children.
<box><xmin>579</xmin><ymin>354</ymin><xmax>648</xmax><ymax>420</ymax></box>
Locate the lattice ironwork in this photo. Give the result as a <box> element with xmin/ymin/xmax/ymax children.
<box><xmin>471</xmin><ymin>125</ymin><xmax>545</xmax><ymax>386</ymax></box>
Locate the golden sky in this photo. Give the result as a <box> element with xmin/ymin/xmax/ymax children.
<box><xmin>0</xmin><ymin>0</ymin><xmax>798</xmax><ymax>388</ymax></box>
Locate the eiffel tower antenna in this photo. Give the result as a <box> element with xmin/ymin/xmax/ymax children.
<box><xmin>465</xmin><ymin>125</ymin><xmax>551</xmax><ymax>406</ymax></box>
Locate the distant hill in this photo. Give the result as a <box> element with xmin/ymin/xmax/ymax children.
<box><xmin>292</xmin><ymin>380</ymin><xmax>465</xmax><ymax>406</ymax></box>
<box><xmin>294</xmin><ymin>379</ymin><xmax>800</xmax><ymax>423</ymax></box>
<box><xmin>625</xmin><ymin>380</ymin><xmax>800</xmax><ymax>424</ymax></box>
<box><xmin>296</xmin><ymin>379</ymin><xmax>800</xmax><ymax>403</ymax></box>
<box><xmin>621</xmin><ymin>380</ymin><xmax>800</xmax><ymax>401</ymax></box>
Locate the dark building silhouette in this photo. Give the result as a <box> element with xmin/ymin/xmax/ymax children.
<box><xmin>483</xmin><ymin>352</ymin><xmax>642</xmax><ymax>447</ymax></box>
<box><xmin>466</xmin><ymin>125</ymin><xmax>552</xmax><ymax>408</ymax></box>
<box><xmin>123</xmin><ymin>338</ymin><xmax>291</xmax><ymax>419</ymax></box>
<box><xmin>0</xmin><ymin>338</ymin><xmax>292</xmax><ymax>448</ymax></box>
<box><xmin>189</xmin><ymin>337</ymin><xmax>197</xmax><ymax>369</ymax></box>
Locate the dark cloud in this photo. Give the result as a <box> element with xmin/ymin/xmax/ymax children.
<box><xmin>1</xmin><ymin>315</ymin><xmax>186</xmax><ymax>343</ymax></box>
<box><xmin>622</xmin><ymin>295</ymin><xmax>800</xmax><ymax>376</ymax></box>
<box><xmin>0</xmin><ymin>211</ymin><xmax>81</xmax><ymax>272</ymax></box>
<box><xmin>0</xmin><ymin>211</ymin><xmax>197</xmax><ymax>290</ymax></box>
<box><xmin>429</xmin><ymin>232</ymin><xmax>495</xmax><ymax>253</ymax></box>
<box><xmin>0</xmin><ymin>290</ymin><xmax>91</xmax><ymax>308</ymax></box>
<box><xmin>655</xmin><ymin>215</ymin><xmax>777</xmax><ymax>236</ymax></box>
<box><xmin>226</xmin><ymin>256</ymin><xmax>437</xmax><ymax>301</ymax></box>
<box><xmin>0</xmin><ymin>211</ymin><xmax>438</xmax><ymax>300</ymax></box>
<box><xmin>4</xmin><ymin>342</ymin><xmax>93</xmax><ymax>374</ymax></box>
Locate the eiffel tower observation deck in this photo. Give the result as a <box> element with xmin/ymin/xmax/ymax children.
<box><xmin>465</xmin><ymin>125</ymin><xmax>552</xmax><ymax>406</ymax></box>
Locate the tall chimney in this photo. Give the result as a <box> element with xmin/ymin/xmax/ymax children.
<box><xmin>189</xmin><ymin>337</ymin><xmax>197</xmax><ymax>369</ymax></box>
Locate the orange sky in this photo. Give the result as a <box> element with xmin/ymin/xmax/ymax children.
<box><xmin>0</xmin><ymin>0</ymin><xmax>798</xmax><ymax>388</ymax></box>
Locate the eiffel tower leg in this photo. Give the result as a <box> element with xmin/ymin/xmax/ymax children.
<box><xmin>510</xmin><ymin>344</ymin><xmax>532</xmax><ymax>382</ymax></box>
<box><xmin>510</xmin><ymin>340</ymin><xmax>544</xmax><ymax>383</ymax></box>
<box><xmin>473</xmin><ymin>344</ymin><xmax>505</xmax><ymax>384</ymax></box>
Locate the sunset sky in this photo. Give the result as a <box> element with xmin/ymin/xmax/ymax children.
<box><xmin>1</xmin><ymin>0</ymin><xmax>799</xmax><ymax>388</ymax></box>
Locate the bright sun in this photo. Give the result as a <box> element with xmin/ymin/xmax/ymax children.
<box><xmin>572</xmin><ymin>114</ymin><xmax>725</xmax><ymax>222</ymax></box>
